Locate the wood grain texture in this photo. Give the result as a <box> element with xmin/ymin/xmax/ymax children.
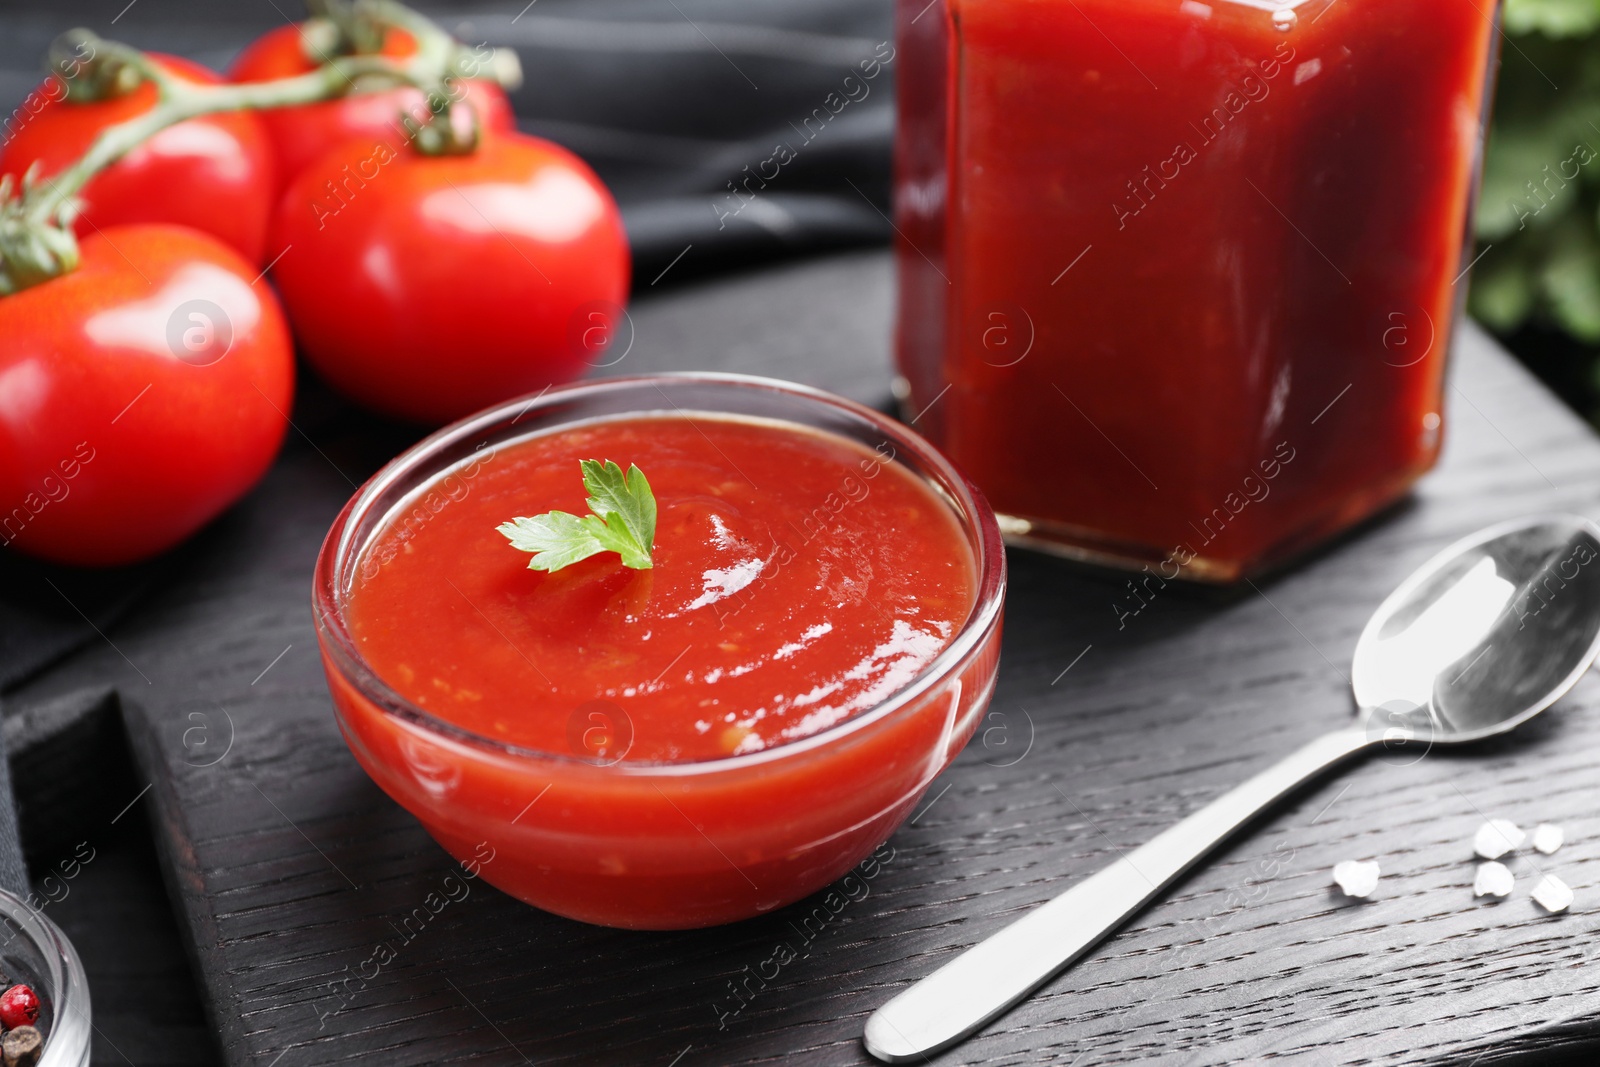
<box><xmin>15</xmin><ymin>250</ymin><xmax>1600</xmax><ymax>1066</ymax></box>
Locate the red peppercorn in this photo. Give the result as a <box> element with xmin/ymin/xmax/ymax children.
<box><xmin>0</xmin><ymin>985</ymin><xmax>39</xmax><ymax>1029</ymax></box>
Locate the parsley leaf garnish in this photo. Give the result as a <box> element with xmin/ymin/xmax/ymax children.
<box><xmin>497</xmin><ymin>459</ymin><xmax>656</xmax><ymax>571</ymax></box>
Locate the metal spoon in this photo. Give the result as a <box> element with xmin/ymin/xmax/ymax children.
<box><xmin>865</xmin><ymin>514</ymin><xmax>1600</xmax><ymax>1063</ymax></box>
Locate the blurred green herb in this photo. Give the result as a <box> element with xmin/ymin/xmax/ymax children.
<box><xmin>1472</xmin><ymin>0</ymin><xmax>1600</xmax><ymax>382</ymax></box>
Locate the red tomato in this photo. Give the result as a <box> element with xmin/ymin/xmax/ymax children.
<box><xmin>0</xmin><ymin>55</ymin><xmax>276</xmax><ymax>265</ymax></box>
<box><xmin>269</xmin><ymin>130</ymin><xmax>629</xmax><ymax>424</ymax></box>
<box><xmin>0</xmin><ymin>225</ymin><xmax>294</xmax><ymax>566</ymax></box>
<box><xmin>229</xmin><ymin>23</ymin><xmax>515</xmax><ymax>194</ymax></box>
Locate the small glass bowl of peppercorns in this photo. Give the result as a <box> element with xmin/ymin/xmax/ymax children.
<box><xmin>0</xmin><ymin>890</ymin><xmax>89</xmax><ymax>1067</ymax></box>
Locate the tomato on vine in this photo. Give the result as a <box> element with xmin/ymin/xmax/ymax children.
<box><xmin>0</xmin><ymin>55</ymin><xmax>276</xmax><ymax>265</ymax></box>
<box><xmin>0</xmin><ymin>225</ymin><xmax>294</xmax><ymax>566</ymax></box>
<box><xmin>229</xmin><ymin>21</ymin><xmax>515</xmax><ymax>194</ymax></box>
<box><xmin>269</xmin><ymin>129</ymin><xmax>629</xmax><ymax>424</ymax></box>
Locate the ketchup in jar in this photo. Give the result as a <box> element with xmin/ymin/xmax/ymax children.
<box><xmin>894</xmin><ymin>0</ymin><xmax>1499</xmax><ymax>580</ymax></box>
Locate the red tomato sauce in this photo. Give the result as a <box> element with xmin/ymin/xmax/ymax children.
<box><xmin>346</xmin><ymin>415</ymin><xmax>977</xmax><ymax>763</ymax></box>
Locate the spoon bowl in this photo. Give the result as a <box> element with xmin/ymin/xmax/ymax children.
<box><xmin>1355</xmin><ymin>514</ymin><xmax>1600</xmax><ymax>745</ymax></box>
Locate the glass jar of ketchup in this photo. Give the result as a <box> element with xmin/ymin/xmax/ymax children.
<box><xmin>894</xmin><ymin>0</ymin><xmax>1500</xmax><ymax>581</ymax></box>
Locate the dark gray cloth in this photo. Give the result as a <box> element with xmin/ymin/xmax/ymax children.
<box><xmin>494</xmin><ymin>0</ymin><xmax>896</xmax><ymax>279</ymax></box>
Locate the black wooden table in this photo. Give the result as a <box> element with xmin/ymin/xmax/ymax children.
<box><xmin>13</xmin><ymin>249</ymin><xmax>1600</xmax><ymax>1066</ymax></box>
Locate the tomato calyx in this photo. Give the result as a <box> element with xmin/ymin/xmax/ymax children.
<box><xmin>0</xmin><ymin>168</ymin><xmax>79</xmax><ymax>296</ymax></box>
<box><xmin>301</xmin><ymin>0</ymin><xmax>390</xmax><ymax>62</ymax></box>
<box><xmin>406</xmin><ymin>98</ymin><xmax>482</xmax><ymax>157</ymax></box>
<box><xmin>48</xmin><ymin>28</ymin><xmax>144</xmax><ymax>104</ymax></box>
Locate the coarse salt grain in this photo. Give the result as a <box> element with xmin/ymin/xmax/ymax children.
<box><xmin>1532</xmin><ymin>874</ymin><xmax>1574</xmax><ymax>913</ymax></box>
<box><xmin>1532</xmin><ymin>823</ymin><xmax>1565</xmax><ymax>855</ymax></box>
<box><xmin>1474</xmin><ymin>861</ymin><xmax>1514</xmax><ymax>898</ymax></box>
<box><xmin>1332</xmin><ymin>859</ymin><xmax>1380</xmax><ymax>899</ymax></box>
<box><xmin>1473</xmin><ymin>819</ymin><xmax>1525</xmax><ymax>860</ymax></box>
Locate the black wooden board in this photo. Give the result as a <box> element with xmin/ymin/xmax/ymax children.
<box><xmin>15</xmin><ymin>250</ymin><xmax>1600</xmax><ymax>1066</ymax></box>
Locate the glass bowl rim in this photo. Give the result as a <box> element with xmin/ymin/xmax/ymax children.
<box><xmin>312</xmin><ymin>371</ymin><xmax>1007</xmax><ymax>777</ymax></box>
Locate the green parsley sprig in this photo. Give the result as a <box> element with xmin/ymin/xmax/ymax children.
<box><xmin>497</xmin><ymin>459</ymin><xmax>657</xmax><ymax>571</ymax></box>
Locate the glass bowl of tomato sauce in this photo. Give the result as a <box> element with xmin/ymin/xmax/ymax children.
<box><xmin>313</xmin><ymin>374</ymin><xmax>1005</xmax><ymax>929</ymax></box>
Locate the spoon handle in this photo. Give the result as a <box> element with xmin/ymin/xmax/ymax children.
<box><xmin>864</xmin><ymin>725</ymin><xmax>1372</xmax><ymax>1063</ymax></box>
